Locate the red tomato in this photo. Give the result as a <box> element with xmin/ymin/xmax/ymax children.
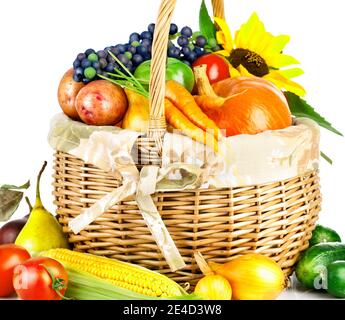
<box><xmin>13</xmin><ymin>257</ymin><xmax>68</xmax><ymax>300</ymax></box>
<box><xmin>192</xmin><ymin>54</ymin><xmax>230</xmax><ymax>84</ymax></box>
<box><xmin>0</xmin><ymin>244</ymin><xmax>31</xmax><ymax>297</ymax></box>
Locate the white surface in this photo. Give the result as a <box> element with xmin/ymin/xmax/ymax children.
<box><xmin>1</xmin><ymin>0</ymin><xmax>345</xmax><ymax>300</ymax></box>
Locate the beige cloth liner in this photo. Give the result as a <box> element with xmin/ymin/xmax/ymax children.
<box><xmin>49</xmin><ymin>114</ymin><xmax>319</xmax><ymax>271</ymax></box>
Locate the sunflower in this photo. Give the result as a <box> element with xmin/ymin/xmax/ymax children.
<box><xmin>215</xmin><ymin>13</ymin><xmax>306</xmax><ymax>96</ymax></box>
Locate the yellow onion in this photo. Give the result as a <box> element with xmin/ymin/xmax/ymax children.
<box><xmin>209</xmin><ymin>254</ymin><xmax>285</xmax><ymax>300</ymax></box>
<box><xmin>194</xmin><ymin>275</ymin><xmax>232</xmax><ymax>300</ymax></box>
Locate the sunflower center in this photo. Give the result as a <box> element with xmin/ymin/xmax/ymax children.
<box><xmin>229</xmin><ymin>48</ymin><xmax>269</xmax><ymax>77</ymax></box>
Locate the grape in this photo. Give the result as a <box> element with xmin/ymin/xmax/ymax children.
<box><xmin>137</xmin><ymin>45</ymin><xmax>149</xmax><ymax>57</ymax></box>
<box><xmin>99</xmin><ymin>58</ymin><xmax>108</xmax><ymax>69</ymax></box>
<box><xmin>181</xmin><ymin>46</ymin><xmax>191</xmax><ymax>56</ymax></box>
<box><xmin>73</xmin><ymin>59</ymin><xmax>81</xmax><ymax>69</ymax></box>
<box><xmin>92</xmin><ymin>61</ymin><xmax>101</xmax><ymax>69</ymax></box>
<box><xmin>117</xmin><ymin>54</ymin><xmax>130</xmax><ymax>65</ymax></box>
<box><xmin>88</xmin><ymin>53</ymin><xmax>99</xmax><ymax>62</ymax></box>
<box><xmin>208</xmin><ymin>38</ymin><xmax>217</xmax><ymax>49</ymax></box>
<box><xmin>96</xmin><ymin>69</ymin><xmax>102</xmax><ymax>77</ymax></box>
<box><xmin>81</xmin><ymin>59</ymin><xmax>92</xmax><ymax>68</ymax></box>
<box><xmin>182</xmin><ymin>60</ymin><xmax>191</xmax><ymax>67</ymax></box>
<box><xmin>104</xmin><ymin>46</ymin><xmax>112</xmax><ymax>52</ymax></box>
<box><xmin>82</xmin><ymin>78</ymin><xmax>91</xmax><ymax>84</ymax></box>
<box><xmin>73</xmin><ymin>73</ymin><xmax>82</xmax><ymax>82</ymax></box>
<box><xmin>194</xmin><ymin>47</ymin><xmax>204</xmax><ymax>57</ymax></box>
<box><xmin>132</xmin><ymin>54</ymin><xmax>144</xmax><ymax>66</ymax></box>
<box><xmin>129</xmin><ymin>32</ymin><xmax>140</xmax><ymax>43</ymax></box>
<box><xmin>124</xmin><ymin>51</ymin><xmax>133</xmax><ymax>60</ymax></box>
<box><xmin>128</xmin><ymin>46</ymin><xmax>136</xmax><ymax>54</ymax></box>
<box><xmin>75</xmin><ymin>67</ymin><xmax>84</xmax><ymax>76</ymax></box>
<box><xmin>168</xmin><ymin>46</ymin><xmax>180</xmax><ymax>59</ymax></box>
<box><xmin>185</xmin><ymin>51</ymin><xmax>197</xmax><ymax>63</ymax></box>
<box><xmin>105</xmin><ymin>63</ymin><xmax>115</xmax><ymax>72</ymax></box>
<box><xmin>84</xmin><ymin>67</ymin><xmax>97</xmax><ymax>79</ymax></box>
<box><xmin>169</xmin><ymin>23</ymin><xmax>178</xmax><ymax>35</ymax></box>
<box><xmin>77</xmin><ymin>53</ymin><xmax>86</xmax><ymax>61</ymax></box>
<box><xmin>177</xmin><ymin>36</ymin><xmax>189</xmax><ymax>47</ymax></box>
<box><xmin>85</xmin><ymin>48</ymin><xmax>95</xmax><ymax>56</ymax></box>
<box><xmin>110</xmin><ymin>47</ymin><xmax>120</xmax><ymax>56</ymax></box>
<box><xmin>127</xmin><ymin>60</ymin><xmax>134</xmax><ymax>73</ymax></box>
<box><xmin>141</xmin><ymin>31</ymin><xmax>152</xmax><ymax>41</ymax></box>
<box><xmin>107</xmin><ymin>55</ymin><xmax>116</xmax><ymax>63</ymax></box>
<box><xmin>131</xmin><ymin>41</ymin><xmax>140</xmax><ymax>47</ymax></box>
<box><xmin>181</xmin><ymin>26</ymin><xmax>193</xmax><ymax>38</ymax></box>
<box><xmin>116</xmin><ymin>44</ymin><xmax>126</xmax><ymax>54</ymax></box>
<box><xmin>148</xmin><ymin>23</ymin><xmax>155</xmax><ymax>34</ymax></box>
<box><xmin>97</xmin><ymin>50</ymin><xmax>107</xmax><ymax>59</ymax></box>
<box><xmin>141</xmin><ymin>39</ymin><xmax>152</xmax><ymax>48</ymax></box>
<box><xmin>195</xmin><ymin>35</ymin><xmax>206</xmax><ymax>48</ymax></box>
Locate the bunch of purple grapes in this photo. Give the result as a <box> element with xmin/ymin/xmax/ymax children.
<box><xmin>72</xmin><ymin>23</ymin><xmax>219</xmax><ymax>83</ymax></box>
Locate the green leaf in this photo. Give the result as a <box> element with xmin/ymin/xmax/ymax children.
<box><xmin>199</xmin><ymin>0</ymin><xmax>217</xmax><ymax>44</ymax></box>
<box><xmin>0</xmin><ymin>190</ymin><xmax>23</xmax><ymax>221</ymax></box>
<box><xmin>285</xmin><ymin>91</ymin><xmax>343</xmax><ymax>137</ymax></box>
<box><xmin>321</xmin><ymin>151</ymin><xmax>333</xmax><ymax>165</ymax></box>
<box><xmin>1</xmin><ymin>180</ymin><xmax>30</xmax><ymax>190</ymax></box>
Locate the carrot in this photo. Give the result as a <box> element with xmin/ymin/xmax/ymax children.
<box><xmin>165</xmin><ymin>98</ymin><xmax>218</xmax><ymax>153</ymax></box>
<box><xmin>165</xmin><ymin>80</ymin><xmax>221</xmax><ymax>140</ymax></box>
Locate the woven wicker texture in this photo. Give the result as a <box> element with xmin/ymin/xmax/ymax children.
<box><xmin>54</xmin><ymin>151</ymin><xmax>321</xmax><ymax>285</ymax></box>
<box><xmin>138</xmin><ymin>0</ymin><xmax>226</xmax><ymax>163</ymax></box>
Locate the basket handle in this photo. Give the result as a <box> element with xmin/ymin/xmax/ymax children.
<box><xmin>148</xmin><ymin>0</ymin><xmax>225</xmax><ymax>146</ymax></box>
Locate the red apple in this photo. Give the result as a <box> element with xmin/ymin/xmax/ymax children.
<box><xmin>75</xmin><ymin>80</ymin><xmax>128</xmax><ymax>126</ymax></box>
<box><xmin>57</xmin><ymin>69</ymin><xmax>84</xmax><ymax>120</ymax></box>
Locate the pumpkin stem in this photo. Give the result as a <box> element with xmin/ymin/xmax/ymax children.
<box><xmin>194</xmin><ymin>65</ymin><xmax>218</xmax><ymax>97</ymax></box>
<box><xmin>194</xmin><ymin>251</ymin><xmax>214</xmax><ymax>276</ymax></box>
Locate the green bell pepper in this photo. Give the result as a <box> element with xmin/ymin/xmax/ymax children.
<box><xmin>134</xmin><ymin>58</ymin><xmax>195</xmax><ymax>92</ymax></box>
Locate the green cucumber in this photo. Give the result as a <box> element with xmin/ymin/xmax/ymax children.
<box><xmin>295</xmin><ymin>243</ymin><xmax>345</xmax><ymax>289</ymax></box>
<box><xmin>310</xmin><ymin>225</ymin><xmax>342</xmax><ymax>246</ymax></box>
<box><xmin>327</xmin><ymin>261</ymin><xmax>345</xmax><ymax>298</ymax></box>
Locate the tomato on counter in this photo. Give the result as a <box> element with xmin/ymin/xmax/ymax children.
<box><xmin>0</xmin><ymin>244</ymin><xmax>31</xmax><ymax>297</ymax></box>
<box><xmin>13</xmin><ymin>257</ymin><xmax>68</xmax><ymax>300</ymax></box>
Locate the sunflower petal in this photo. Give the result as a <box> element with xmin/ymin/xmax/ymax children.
<box><xmin>269</xmin><ymin>54</ymin><xmax>300</xmax><ymax>68</ymax></box>
<box><xmin>238</xmin><ymin>65</ymin><xmax>254</xmax><ymax>77</ymax></box>
<box><xmin>229</xmin><ymin>66</ymin><xmax>241</xmax><ymax>78</ymax></box>
<box><xmin>253</xmin><ymin>32</ymin><xmax>274</xmax><ymax>57</ymax></box>
<box><xmin>247</xmin><ymin>19</ymin><xmax>266</xmax><ymax>53</ymax></box>
<box><xmin>215</xmin><ymin>49</ymin><xmax>230</xmax><ymax>57</ymax></box>
<box><xmin>214</xmin><ymin>17</ymin><xmax>234</xmax><ymax>52</ymax></box>
<box><xmin>235</xmin><ymin>12</ymin><xmax>259</xmax><ymax>49</ymax></box>
<box><xmin>264</xmin><ymin>71</ymin><xmax>306</xmax><ymax>96</ymax></box>
<box><xmin>262</xmin><ymin>35</ymin><xmax>291</xmax><ymax>64</ymax></box>
<box><xmin>278</xmin><ymin>68</ymin><xmax>304</xmax><ymax>79</ymax></box>
<box><xmin>264</xmin><ymin>35</ymin><xmax>290</xmax><ymax>55</ymax></box>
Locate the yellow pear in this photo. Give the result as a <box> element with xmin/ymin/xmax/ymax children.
<box><xmin>15</xmin><ymin>162</ymin><xmax>69</xmax><ymax>255</ymax></box>
<box><xmin>122</xmin><ymin>89</ymin><xmax>149</xmax><ymax>133</ymax></box>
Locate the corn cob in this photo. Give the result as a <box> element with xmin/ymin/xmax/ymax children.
<box><xmin>42</xmin><ymin>248</ymin><xmax>186</xmax><ymax>298</ymax></box>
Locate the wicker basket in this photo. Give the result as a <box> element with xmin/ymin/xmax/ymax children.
<box><xmin>53</xmin><ymin>0</ymin><xmax>321</xmax><ymax>286</ymax></box>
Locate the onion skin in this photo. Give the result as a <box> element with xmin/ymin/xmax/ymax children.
<box><xmin>209</xmin><ymin>254</ymin><xmax>285</xmax><ymax>300</ymax></box>
<box><xmin>194</xmin><ymin>275</ymin><xmax>232</xmax><ymax>300</ymax></box>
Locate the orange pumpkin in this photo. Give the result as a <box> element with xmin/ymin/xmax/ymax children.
<box><xmin>195</xmin><ymin>76</ymin><xmax>292</xmax><ymax>137</ymax></box>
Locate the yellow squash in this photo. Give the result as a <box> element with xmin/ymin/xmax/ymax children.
<box><xmin>122</xmin><ymin>88</ymin><xmax>149</xmax><ymax>133</ymax></box>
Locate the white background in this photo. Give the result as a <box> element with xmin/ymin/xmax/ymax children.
<box><xmin>0</xmin><ymin>0</ymin><xmax>344</xmax><ymax>300</ymax></box>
